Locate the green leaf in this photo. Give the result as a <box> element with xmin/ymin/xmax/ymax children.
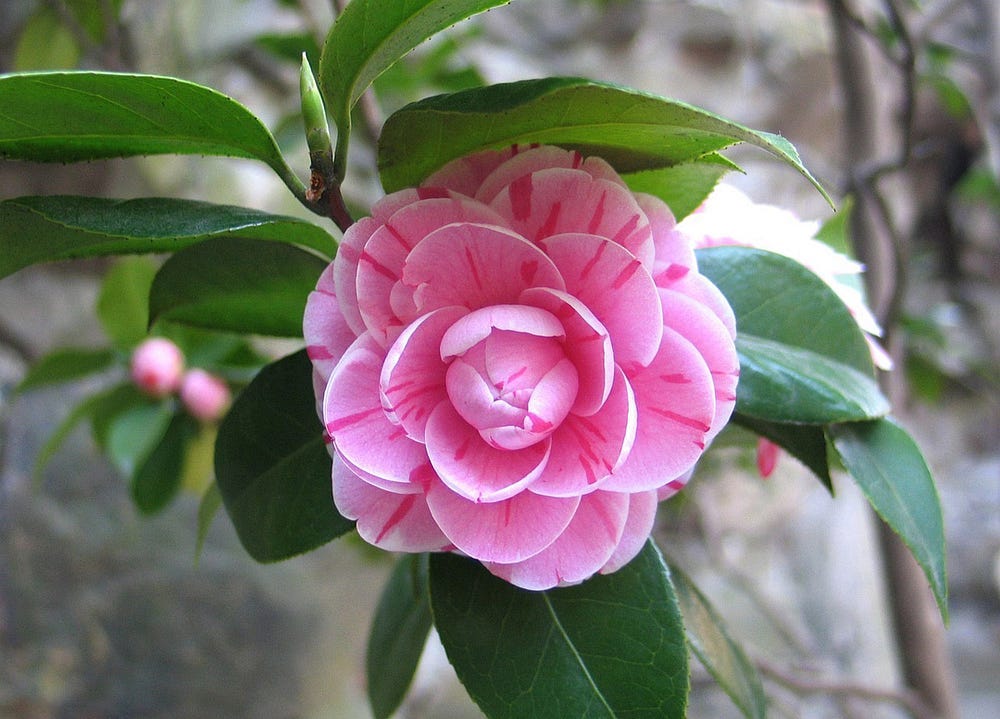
<box><xmin>624</xmin><ymin>154</ymin><xmax>735</xmax><ymax>221</ymax></box>
<box><xmin>378</xmin><ymin>78</ymin><xmax>828</xmax><ymax>203</ymax></box>
<box><xmin>828</xmin><ymin>419</ymin><xmax>948</xmax><ymax>621</ymax></box>
<box><xmin>733</xmin><ymin>416</ymin><xmax>832</xmax><ymax>489</ymax></box>
<box><xmin>367</xmin><ymin>554</ymin><xmax>433</xmax><ymax>719</ymax></box>
<box><xmin>148</xmin><ymin>237</ymin><xmax>326</xmax><ymax>337</ymax></box>
<box><xmin>16</xmin><ymin>347</ymin><xmax>117</xmax><ymax>392</ymax></box>
<box><xmin>429</xmin><ymin>541</ymin><xmax>689</xmax><ymax>719</ymax></box>
<box><xmin>196</xmin><ymin>481</ymin><xmax>223</xmax><ymax>560</ymax></box>
<box><xmin>214</xmin><ymin>350</ymin><xmax>354</xmax><ymax>562</ymax></box>
<box><xmin>736</xmin><ymin>335</ymin><xmax>889</xmax><ymax>424</ymax></box>
<box><xmin>14</xmin><ymin>8</ymin><xmax>80</xmax><ymax>71</ymax></box>
<box><xmin>32</xmin><ymin>385</ymin><xmax>128</xmax><ymax>480</ymax></box>
<box><xmin>669</xmin><ymin>563</ymin><xmax>767</xmax><ymax>719</ymax></box>
<box><xmin>319</xmin><ymin>0</ymin><xmax>510</xmax><ymax>178</ymax></box>
<box><xmin>697</xmin><ymin>247</ymin><xmax>888</xmax><ymax>424</ymax></box>
<box><xmin>97</xmin><ymin>256</ymin><xmax>157</xmax><ymax>349</ymax></box>
<box><xmin>0</xmin><ymin>195</ymin><xmax>335</xmax><ymax>279</ymax></box>
<box><xmin>131</xmin><ymin>411</ymin><xmax>199</xmax><ymax>515</ymax></box>
<box><xmin>0</xmin><ymin>72</ymin><xmax>302</xmax><ymax>193</ymax></box>
<box><xmin>105</xmin><ymin>397</ymin><xmax>174</xmax><ymax>476</ymax></box>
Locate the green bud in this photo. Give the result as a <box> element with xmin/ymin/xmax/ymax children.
<box><xmin>300</xmin><ymin>53</ymin><xmax>332</xmax><ymax>160</ymax></box>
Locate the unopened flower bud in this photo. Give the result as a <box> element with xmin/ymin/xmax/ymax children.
<box><xmin>180</xmin><ymin>369</ymin><xmax>231</xmax><ymax>423</ymax></box>
<box><xmin>300</xmin><ymin>53</ymin><xmax>332</xmax><ymax>161</ymax></box>
<box><xmin>131</xmin><ymin>337</ymin><xmax>185</xmax><ymax>398</ymax></box>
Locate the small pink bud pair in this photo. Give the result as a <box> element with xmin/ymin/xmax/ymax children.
<box><xmin>130</xmin><ymin>338</ymin><xmax>230</xmax><ymax>422</ymax></box>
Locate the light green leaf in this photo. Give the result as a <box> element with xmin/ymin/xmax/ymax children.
<box><xmin>148</xmin><ymin>237</ymin><xmax>326</xmax><ymax>337</ymax></box>
<box><xmin>624</xmin><ymin>154</ymin><xmax>735</xmax><ymax>221</ymax></box>
<box><xmin>196</xmin><ymin>481</ymin><xmax>223</xmax><ymax>561</ymax></box>
<box><xmin>14</xmin><ymin>8</ymin><xmax>80</xmax><ymax>71</ymax></box>
<box><xmin>97</xmin><ymin>256</ymin><xmax>157</xmax><ymax>349</ymax></box>
<box><xmin>378</xmin><ymin>78</ymin><xmax>829</xmax><ymax>203</ymax></box>
<box><xmin>106</xmin><ymin>398</ymin><xmax>174</xmax><ymax>476</ymax></box>
<box><xmin>429</xmin><ymin>541</ymin><xmax>689</xmax><ymax>719</ymax></box>
<box><xmin>670</xmin><ymin>563</ymin><xmax>767</xmax><ymax>719</ymax></box>
<box><xmin>0</xmin><ymin>195</ymin><xmax>335</xmax><ymax>279</ymax></box>
<box><xmin>214</xmin><ymin>350</ymin><xmax>354</xmax><ymax>562</ymax></box>
<box><xmin>367</xmin><ymin>554</ymin><xmax>433</xmax><ymax>719</ymax></box>
<box><xmin>0</xmin><ymin>71</ymin><xmax>304</xmax><ymax>195</ymax></box>
<box><xmin>828</xmin><ymin>418</ymin><xmax>948</xmax><ymax>621</ymax></box>
<box><xmin>32</xmin><ymin>385</ymin><xmax>129</xmax><ymax>480</ymax></box>
<box><xmin>131</xmin><ymin>411</ymin><xmax>199</xmax><ymax>515</ymax></box>
<box><xmin>319</xmin><ymin>0</ymin><xmax>510</xmax><ymax>178</ymax></box>
<box><xmin>16</xmin><ymin>347</ymin><xmax>117</xmax><ymax>392</ymax></box>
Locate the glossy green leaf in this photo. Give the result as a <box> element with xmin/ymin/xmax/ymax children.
<box><xmin>106</xmin><ymin>398</ymin><xmax>174</xmax><ymax>476</ymax></box>
<box><xmin>698</xmin><ymin>247</ymin><xmax>888</xmax><ymax>424</ymax></box>
<box><xmin>148</xmin><ymin>237</ymin><xmax>326</xmax><ymax>337</ymax></box>
<box><xmin>733</xmin><ymin>416</ymin><xmax>832</xmax><ymax>490</ymax></box>
<box><xmin>214</xmin><ymin>350</ymin><xmax>353</xmax><ymax>562</ymax></box>
<box><xmin>670</xmin><ymin>563</ymin><xmax>767</xmax><ymax>719</ymax></box>
<box><xmin>319</xmin><ymin>0</ymin><xmax>510</xmax><ymax>177</ymax></box>
<box><xmin>131</xmin><ymin>412</ymin><xmax>199</xmax><ymax>515</ymax></box>
<box><xmin>97</xmin><ymin>256</ymin><xmax>157</xmax><ymax>349</ymax></box>
<box><xmin>16</xmin><ymin>347</ymin><xmax>117</xmax><ymax>392</ymax></box>
<box><xmin>379</xmin><ymin>78</ymin><xmax>828</xmax><ymax>203</ymax></box>
<box><xmin>430</xmin><ymin>541</ymin><xmax>688</xmax><ymax>719</ymax></box>
<box><xmin>828</xmin><ymin>419</ymin><xmax>948</xmax><ymax>621</ymax></box>
<box><xmin>736</xmin><ymin>335</ymin><xmax>888</xmax><ymax>424</ymax></box>
<box><xmin>367</xmin><ymin>554</ymin><xmax>433</xmax><ymax>719</ymax></box>
<box><xmin>196</xmin><ymin>481</ymin><xmax>223</xmax><ymax>560</ymax></box>
<box><xmin>0</xmin><ymin>195</ymin><xmax>335</xmax><ymax>279</ymax></box>
<box><xmin>0</xmin><ymin>72</ymin><xmax>303</xmax><ymax>193</ymax></box>
<box><xmin>623</xmin><ymin>154</ymin><xmax>734</xmax><ymax>221</ymax></box>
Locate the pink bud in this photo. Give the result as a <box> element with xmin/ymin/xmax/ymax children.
<box><xmin>131</xmin><ymin>337</ymin><xmax>185</xmax><ymax>398</ymax></box>
<box><xmin>180</xmin><ymin>369</ymin><xmax>231</xmax><ymax>423</ymax></box>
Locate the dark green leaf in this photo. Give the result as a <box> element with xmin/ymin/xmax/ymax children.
<box><xmin>255</xmin><ymin>32</ymin><xmax>322</xmax><ymax>70</ymax></box>
<box><xmin>106</xmin><ymin>397</ymin><xmax>174</xmax><ymax>476</ymax></box>
<box><xmin>624</xmin><ymin>154</ymin><xmax>734</xmax><ymax>221</ymax></box>
<box><xmin>0</xmin><ymin>72</ymin><xmax>301</xmax><ymax>191</ymax></box>
<box><xmin>733</xmin><ymin>415</ymin><xmax>832</xmax><ymax>490</ymax></box>
<box><xmin>378</xmin><ymin>78</ymin><xmax>828</xmax><ymax>203</ymax></box>
<box><xmin>670</xmin><ymin>563</ymin><xmax>767</xmax><ymax>719</ymax></box>
<box><xmin>87</xmin><ymin>383</ymin><xmax>146</xmax><ymax>450</ymax></box>
<box><xmin>131</xmin><ymin>411</ymin><xmax>199</xmax><ymax>514</ymax></box>
<box><xmin>828</xmin><ymin>419</ymin><xmax>948</xmax><ymax>621</ymax></box>
<box><xmin>16</xmin><ymin>347</ymin><xmax>117</xmax><ymax>392</ymax></box>
<box><xmin>149</xmin><ymin>237</ymin><xmax>326</xmax><ymax>337</ymax></box>
<box><xmin>736</xmin><ymin>335</ymin><xmax>888</xmax><ymax>424</ymax></box>
<box><xmin>97</xmin><ymin>256</ymin><xmax>157</xmax><ymax>349</ymax></box>
<box><xmin>0</xmin><ymin>195</ymin><xmax>335</xmax><ymax>279</ymax></box>
<box><xmin>319</xmin><ymin>0</ymin><xmax>510</xmax><ymax>177</ymax></box>
<box><xmin>430</xmin><ymin>541</ymin><xmax>689</xmax><ymax>719</ymax></box>
<box><xmin>196</xmin><ymin>481</ymin><xmax>223</xmax><ymax>560</ymax></box>
<box><xmin>214</xmin><ymin>350</ymin><xmax>353</xmax><ymax>562</ymax></box>
<box><xmin>367</xmin><ymin>554</ymin><xmax>433</xmax><ymax>719</ymax></box>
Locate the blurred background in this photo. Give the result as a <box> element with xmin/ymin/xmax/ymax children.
<box><xmin>0</xmin><ymin>1</ymin><xmax>997</xmax><ymax>717</ymax></box>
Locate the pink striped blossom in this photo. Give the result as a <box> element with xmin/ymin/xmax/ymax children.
<box><xmin>305</xmin><ymin>145</ymin><xmax>739</xmax><ymax>590</ymax></box>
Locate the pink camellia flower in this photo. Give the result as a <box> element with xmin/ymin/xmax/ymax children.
<box><xmin>305</xmin><ymin>145</ymin><xmax>739</xmax><ymax>590</ymax></box>
<box><xmin>180</xmin><ymin>369</ymin><xmax>231</xmax><ymax>422</ymax></box>
<box><xmin>131</xmin><ymin>337</ymin><xmax>185</xmax><ymax>398</ymax></box>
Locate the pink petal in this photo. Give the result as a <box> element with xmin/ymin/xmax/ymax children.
<box><xmin>425</xmin><ymin>478</ymin><xmax>580</xmax><ymax>563</ymax></box>
<box><xmin>420</xmin><ymin>145</ymin><xmax>524</xmax><ymax>197</ymax></box>
<box><xmin>529</xmin><ymin>366</ymin><xmax>637</xmax><ymax>497</ymax></box>
<box><xmin>333</xmin><ymin>456</ymin><xmax>451</xmax><ymax>552</ymax></box>
<box><xmin>424</xmin><ymin>403</ymin><xmax>550</xmax><ymax>502</ymax></box>
<box><xmin>403</xmin><ymin>222</ymin><xmax>564</xmax><ymax>315</ymax></box>
<box><xmin>601</xmin><ymin>326</ymin><xmax>716</xmax><ymax>493</ymax></box>
<box><xmin>357</xmin><ymin>195</ymin><xmax>505</xmax><ymax>347</ymax></box>
<box><xmin>659</xmin><ymin>288</ymin><xmax>739</xmax><ymax>441</ymax></box>
<box><xmin>304</xmin><ymin>263</ymin><xmax>357</xmax><ymax>385</ymax></box>
<box><xmin>324</xmin><ymin>333</ymin><xmax>428</xmax><ymax>486</ymax></box>
<box><xmin>600</xmin><ymin>490</ymin><xmax>658</xmax><ymax>575</ymax></box>
<box><xmin>520</xmin><ymin>287</ymin><xmax>614</xmax><ymax>416</ymax></box>
<box><xmin>474</xmin><ymin>146</ymin><xmax>587</xmax><ymax>204</ymax></box>
<box><xmin>439</xmin><ymin>304</ymin><xmax>565</xmax><ymax>359</ymax></box>
<box><xmin>656</xmin><ymin>269</ymin><xmax>737</xmax><ymax>339</ymax></box>
<box><xmin>380</xmin><ymin>305</ymin><xmax>469</xmax><ymax>441</ymax></box>
<box><xmin>540</xmin><ymin>233</ymin><xmax>663</xmax><ymax>369</ymax></box>
<box><xmin>490</xmin><ymin>167</ymin><xmax>654</xmax><ymax>265</ymax></box>
<box><xmin>756</xmin><ymin>438</ymin><xmax>780</xmax><ymax>478</ymax></box>
<box><xmin>635</xmin><ymin>192</ymin><xmax>697</xmax><ymax>277</ymax></box>
<box><xmin>487</xmin><ymin>490</ymin><xmax>630</xmax><ymax>590</ymax></box>
<box><xmin>334</xmin><ymin>216</ymin><xmax>381</xmax><ymax>336</ymax></box>
<box><xmin>656</xmin><ymin>467</ymin><xmax>695</xmax><ymax>502</ymax></box>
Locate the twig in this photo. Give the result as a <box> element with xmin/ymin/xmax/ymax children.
<box><xmin>757</xmin><ymin>658</ymin><xmax>938</xmax><ymax>719</ymax></box>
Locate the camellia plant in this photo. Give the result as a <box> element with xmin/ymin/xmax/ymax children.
<box><xmin>0</xmin><ymin>2</ymin><xmax>947</xmax><ymax>718</ymax></box>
